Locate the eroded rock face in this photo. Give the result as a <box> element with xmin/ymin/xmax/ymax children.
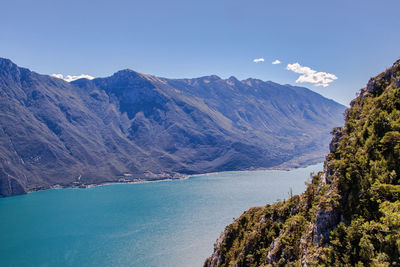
<box><xmin>205</xmin><ymin>232</ymin><xmax>226</xmax><ymax>267</ymax></box>
<box><xmin>312</xmin><ymin>208</ymin><xmax>340</xmax><ymax>245</ymax></box>
<box><xmin>366</xmin><ymin>78</ymin><xmax>377</xmax><ymax>93</ymax></box>
<box><xmin>312</xmin><ymin>127</ymin><xmax>344</xmax><ymax>245</ymax></box>
<box><xmin>266</xmin><ymin>236</ymin><xmax>282</xmax><ymax>264</ymax></box>
<box><xmin>396</xmin><ymin>76</ymin><xmax>400</xmax><ymax>88</ymax></box>
<box><xmin>0</xmin><ymin>171</ymin><xmax>26</xmax><ymax>197</ymax></box>
<box><xmin>329</xmin><ymin>127</ymin><xmax>344</xmax><ymax>154</ymax></box>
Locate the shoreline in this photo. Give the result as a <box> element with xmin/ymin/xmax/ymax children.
<box><xmin>22</xmin><ymin>162</ymin><xmax>323</xmax><ymax>196</ymax></box>
<box><xmin>188</xmin><ymin>161</ymin><xmax>324</xmax><ymax>178</ymax></box>
<box><xmin>26</xmin><ymin>176</ymin><xmax>191</xmax><ymax>195</ymax></box>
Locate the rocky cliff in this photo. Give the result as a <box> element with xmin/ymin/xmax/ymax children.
<box><xmin>205</xmin><ymin>60</ymin><xmax>400</xmax><ymax>266</ymax></box>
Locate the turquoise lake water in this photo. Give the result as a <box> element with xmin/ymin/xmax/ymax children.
<box><xmin>0</xmin><ymin>163</ymin><xmax>322</xmax><ymax>267</ymax></box>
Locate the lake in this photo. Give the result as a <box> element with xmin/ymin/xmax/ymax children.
<box><xmin>0</xmin><ymin>163</ymin><xmax>322</xmax><ymax>267</ymax></box>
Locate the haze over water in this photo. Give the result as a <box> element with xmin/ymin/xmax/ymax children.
<box><xmin>0</xmin><ymin>163</ymin><xmax>322</xmax><ymax>267</ymax></box>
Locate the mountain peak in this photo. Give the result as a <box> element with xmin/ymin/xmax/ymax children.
<box><xmin>0</xmin><ymin>57</ymin><xmax>33</xmax><ymax>83</ymax></box>
<box><xmin>0</xmin><ymin>57</ymin><xmax>14</xmax><ymax>66</ymax></box>
<box><xmin>0</xmin><ymin>57</ymin><xmax>19</xmax><ymax>73</ymax></box>
<box><xmin>226</xmin><ymin>76</ymin><xmax>240</xmax><ymax>86</ymax></box>
<box><xmin>105</xmin><ymin>69</ymin><xmax>151</xmax><ymax>85</ymax></box>
<box><xmin>198</xmin><ymin>75</ymin><xmax>221</xmax><ymax>81</ymax></box>
<box><xmin>113</xmin><ymin>68</ymin><xmax>143</xmax><ymax>77</ymax></box>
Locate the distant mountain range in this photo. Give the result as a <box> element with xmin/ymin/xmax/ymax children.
<box><xmin>0</xmin><ymin>58</ymin><xmax>345</xmax><ymax>197</ymax></box>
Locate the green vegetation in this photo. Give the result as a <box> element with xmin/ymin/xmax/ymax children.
<box><xmin>205</xmin><ymin>60</ymin><xmax>400</xmax><ymax>266</ymax></box>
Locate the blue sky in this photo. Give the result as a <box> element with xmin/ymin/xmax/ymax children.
<box><xmin>1</xmin><ymin>0</ymin><xmax>399</xmax><ymax>105</ymax></box>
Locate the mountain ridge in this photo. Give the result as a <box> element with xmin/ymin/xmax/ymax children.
<box><xmin>0</xmin><ymin>57</ymin><xmax>345</xmax><ymax>197</ymax></box>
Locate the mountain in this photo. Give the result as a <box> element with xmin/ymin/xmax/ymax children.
<box><xmin>0</xmin><ymin>58</ymin><xmax>345</xmax><ymax>197</ymax></box>
<box><xmin>204</xmin><ymin>60</ymin><xmax>400</xmax><ymax>266</ymax></box>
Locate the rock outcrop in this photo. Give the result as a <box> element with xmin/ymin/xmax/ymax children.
<box><xmin>0</xmin><ymin>170</ymin><xmax>26</xmax><ymax>197</ymax></box>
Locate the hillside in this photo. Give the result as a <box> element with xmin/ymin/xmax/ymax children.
<box><xmin>0</xmin><ymin>58</ymin><xmax>345</xmax><ymax>197</ymax></box>
<box><xmin>204</xmin><ymin>60</ymin><xmax>400</xmax><ymax>266</ymax></box>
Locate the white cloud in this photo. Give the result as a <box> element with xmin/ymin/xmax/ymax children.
<box><xmin>272</xmin><ymin>59</ymin><xmax>281</xmax><ymax>65</ymax></box>
<box><xmin>286</xmin><ymin>63</ymin><xmax>337</xmax><ymax>87</ymax></box>
<box><xmin>51</xmin><ymin>73</ymin><xmax>95</xmax><ymax>82</ymax></box>
<box><xmin>253</xmin><ymin>58</ymin><xmax>264</xmax><ymax>63</ymax></box>
<box><xmin>51</xmin><ymin>74</ymin><xmax>64</xmax><ymax>79</ymax></box>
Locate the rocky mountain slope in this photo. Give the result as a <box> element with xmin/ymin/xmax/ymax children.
<box><xmin>204</xmin><ymin>60</ymin><xmax>400</xmax><ymax>266</ymax></box>
<box><xmin>0</xmin><ymin>58</ymin><xmax>345</xmax><ymax>197</ymax></box>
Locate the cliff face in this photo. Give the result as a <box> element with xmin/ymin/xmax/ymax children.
<box><xmin>0</xmin><ymin>58</ymin><xmax>345</xmax><ymax>197</ymax></box>
<box><xmin>205</xmin><ymin>60</ymin><xmax>400</xmax><ymax>266</ymax></box>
